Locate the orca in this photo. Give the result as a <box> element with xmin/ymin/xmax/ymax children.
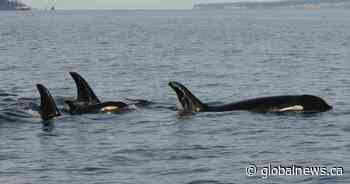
<box><xmin>168</xmin><ymin>81</ymin><xmax>332</xmax><ymax>114</ymax></box>
<box><xmin>65</xmin><ymin>72</ymin><xmax>129</xmax><ymax>114</ymax></box>
<box><xmin>36</xmin><ymin>84</ymin><xmax>61</xmax><ymax>121</ymax></box>
<box><xmin>65</xmin><ymin>72</ymin><xmax>101</xmax><ymax>107</ymax></box>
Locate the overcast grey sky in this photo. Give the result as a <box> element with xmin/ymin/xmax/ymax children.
<box><xmin>193</xmin><ymin>0</ymin><xmax>278</xmax><ymax>3</ymax></box>
<box><xmin>194</xmin><ymin>0</ymin><xmax>280</xmax><ymax>3</ymax></box>
<box><xmin>21</xmin><ymin>0</ymin><xmax>279</xmax><ymax>9</ymax></box>
<box><xmin>22</xmin><ymin>0</ymin><xmax>191</xmax><ymax>9</ymax></box>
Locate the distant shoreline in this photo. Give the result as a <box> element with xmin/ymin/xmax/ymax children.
<box><xmin>193</xmin><ymin>0</ymin><xmax>350</xmax><ymax>10</ymax></box>
<box><xmin>0</xmin><ymin>0</ymin><xmax>30</xmax><ymax>11</ymax></box>
<box><xmin>0</xmin><ymin>8</ymin><xmax>30</xmax><ymax>11</ymax></box>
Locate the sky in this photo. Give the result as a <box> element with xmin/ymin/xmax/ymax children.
<box><xmin>21</xmin><ymin>0</ymin><xmax>281</xmax><ymax>10</ymax></box>
<box><xmin>194</xmin><ymin>0</ymin><xmax>278</xmax><ymax>2</ymax></box>
<box><xmin>21</xmin><ymin>0</ymin><xmax>193</xmax><ymax>9</ymax></box>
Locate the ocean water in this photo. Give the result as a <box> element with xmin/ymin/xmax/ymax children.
<box><xmin>0</xmin><ymin>8</ymin><xmax>350</xmax><ymax>184</ymax></box>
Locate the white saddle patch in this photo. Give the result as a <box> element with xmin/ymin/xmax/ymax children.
<box><xmin>278</xmin><ymin>105</ymin><xmax>304</xmax><ymax>112</ymax></box>
<box><xmin>101</xmin><ymin>106</ymin><xmax>119</xmax><ymax>113</ymax></box>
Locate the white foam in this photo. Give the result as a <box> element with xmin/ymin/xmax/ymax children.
<box><xmin>26</xmin><ymin>109</ymin><xmax>40</xmax><ymax>117</ymax></box>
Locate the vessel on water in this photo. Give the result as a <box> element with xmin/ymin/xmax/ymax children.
<box><xmin>0</xmin><ymin>0</ymin><xmax>30</xmax><ymax>11</ymax></box>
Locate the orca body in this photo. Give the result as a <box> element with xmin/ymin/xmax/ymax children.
<box><xmin>66</xmin><ymin>101</ymin><xmax>128</xmax><ymax>114</ymax></box>
<box><xmin>36</xmin><ymin>84</ymin><xmax>61</xmax><ymax>121</ymax></box>
<box><xmin>65</xmin><ymin>72</ymin><xmax>129</xmax><ymax>114</ymax></box>
<box><xmin>168</xmin><ymin>81</ymin><xmax>332</xmax><ymax>114</ymax></box>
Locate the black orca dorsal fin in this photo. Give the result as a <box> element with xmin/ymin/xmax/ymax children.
<box><xmin>69</xmin><ymin>72</ymin><xmax>101</xmax><ymax>105</ymax></box>
<box><xmin>36</xmin><ymin>84</ymin><xmax>61</xmax><ymax>121</ymax></box>
<box><xmin>168</xmin><ymin>81</ymin><xmax>206</xmax><ymax>113</ymax></box>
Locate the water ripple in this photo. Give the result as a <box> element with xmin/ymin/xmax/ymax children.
<box><xmin>0</xmin><ymin>9</ymin><xmax>349</xmax><ymax>184</ymax></box>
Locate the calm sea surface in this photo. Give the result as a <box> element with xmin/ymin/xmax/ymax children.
<box><xmin>0</xmin><ymin>8</ymin><xmax>350</xmax><ymax>184</ymax></box>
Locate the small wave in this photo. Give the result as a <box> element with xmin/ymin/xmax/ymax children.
<box><xmin>98</xmin><ymin>41</ymin><xmax>110</xmax><ymax>45</ymax></box>
<box><xmin>0</xmin><ymin>108</ymin><xmax>35</xmax><ymax>123</ymax></box>
<box><xmin>342</xmin><ymin>126</ymin><xmax>350</xmax><ymax>132</ymax></box>
<box><xmin>2</xmin><ymin>110</ymin><xmax>33</xmax><ymax>118</ymax></box>
<box><xmin>0</xmin><ymin>32</ymin><xmax>12</xmax><ymax>36</ymax></box>
<box><xmin>0</xmin><ymin>65</ymin><xmax>17</xmax><ymax>72</ymax></box>
<box><xmin>107</xmin><ymin>155</ymin><xmax>143</xmax><ymax>166</ymax></box>
<box><xmin>79</xmin><ymin>166</ymin><xmax>113</xmax><ymax>175</ymax></box>
<box><xmin>186</xmin><ymin>180</ymin><xmax>228</xmax><ymax>184</ymax></box>
<box><xmin>0</xmin><ymin>93</ymin><xmax>17</xmax><ymax>97</ymax></box>
<box><xmin>159</xmin><ymin>167</ymin><xmax>211</xmax><ymax>176</ymax></box>
<box><xmin>168</xmin><ymin>155</ymin><xmax>197</xmax><ymax>160</ymax></box>
<box><xmin>98</xmin><ymin>56</ymin><xmax>118</xmax><ymax>62</ymax></box>
<box><xmin>0</xmin><ymin>176</ymin><xmax>34</xmax><ymax>184</ymax></box>
<box><xmin>1</xmin><ymin>97</ymin><xmax>17</xmax><ymax>103</ymax></box>
<box><xmin>231</xmin><ymin>129</ymin><xmax>267</xmax><ymax>136</ymax></box>
<box><xmin>0</xmin><ymin>96</ymin><xmax>41</xmax><ymax>123</ymax></box>
<box><xmin>38</xmin><ymin>131</ymin><xmax>59</xmax><ymax>137</ymax></box>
